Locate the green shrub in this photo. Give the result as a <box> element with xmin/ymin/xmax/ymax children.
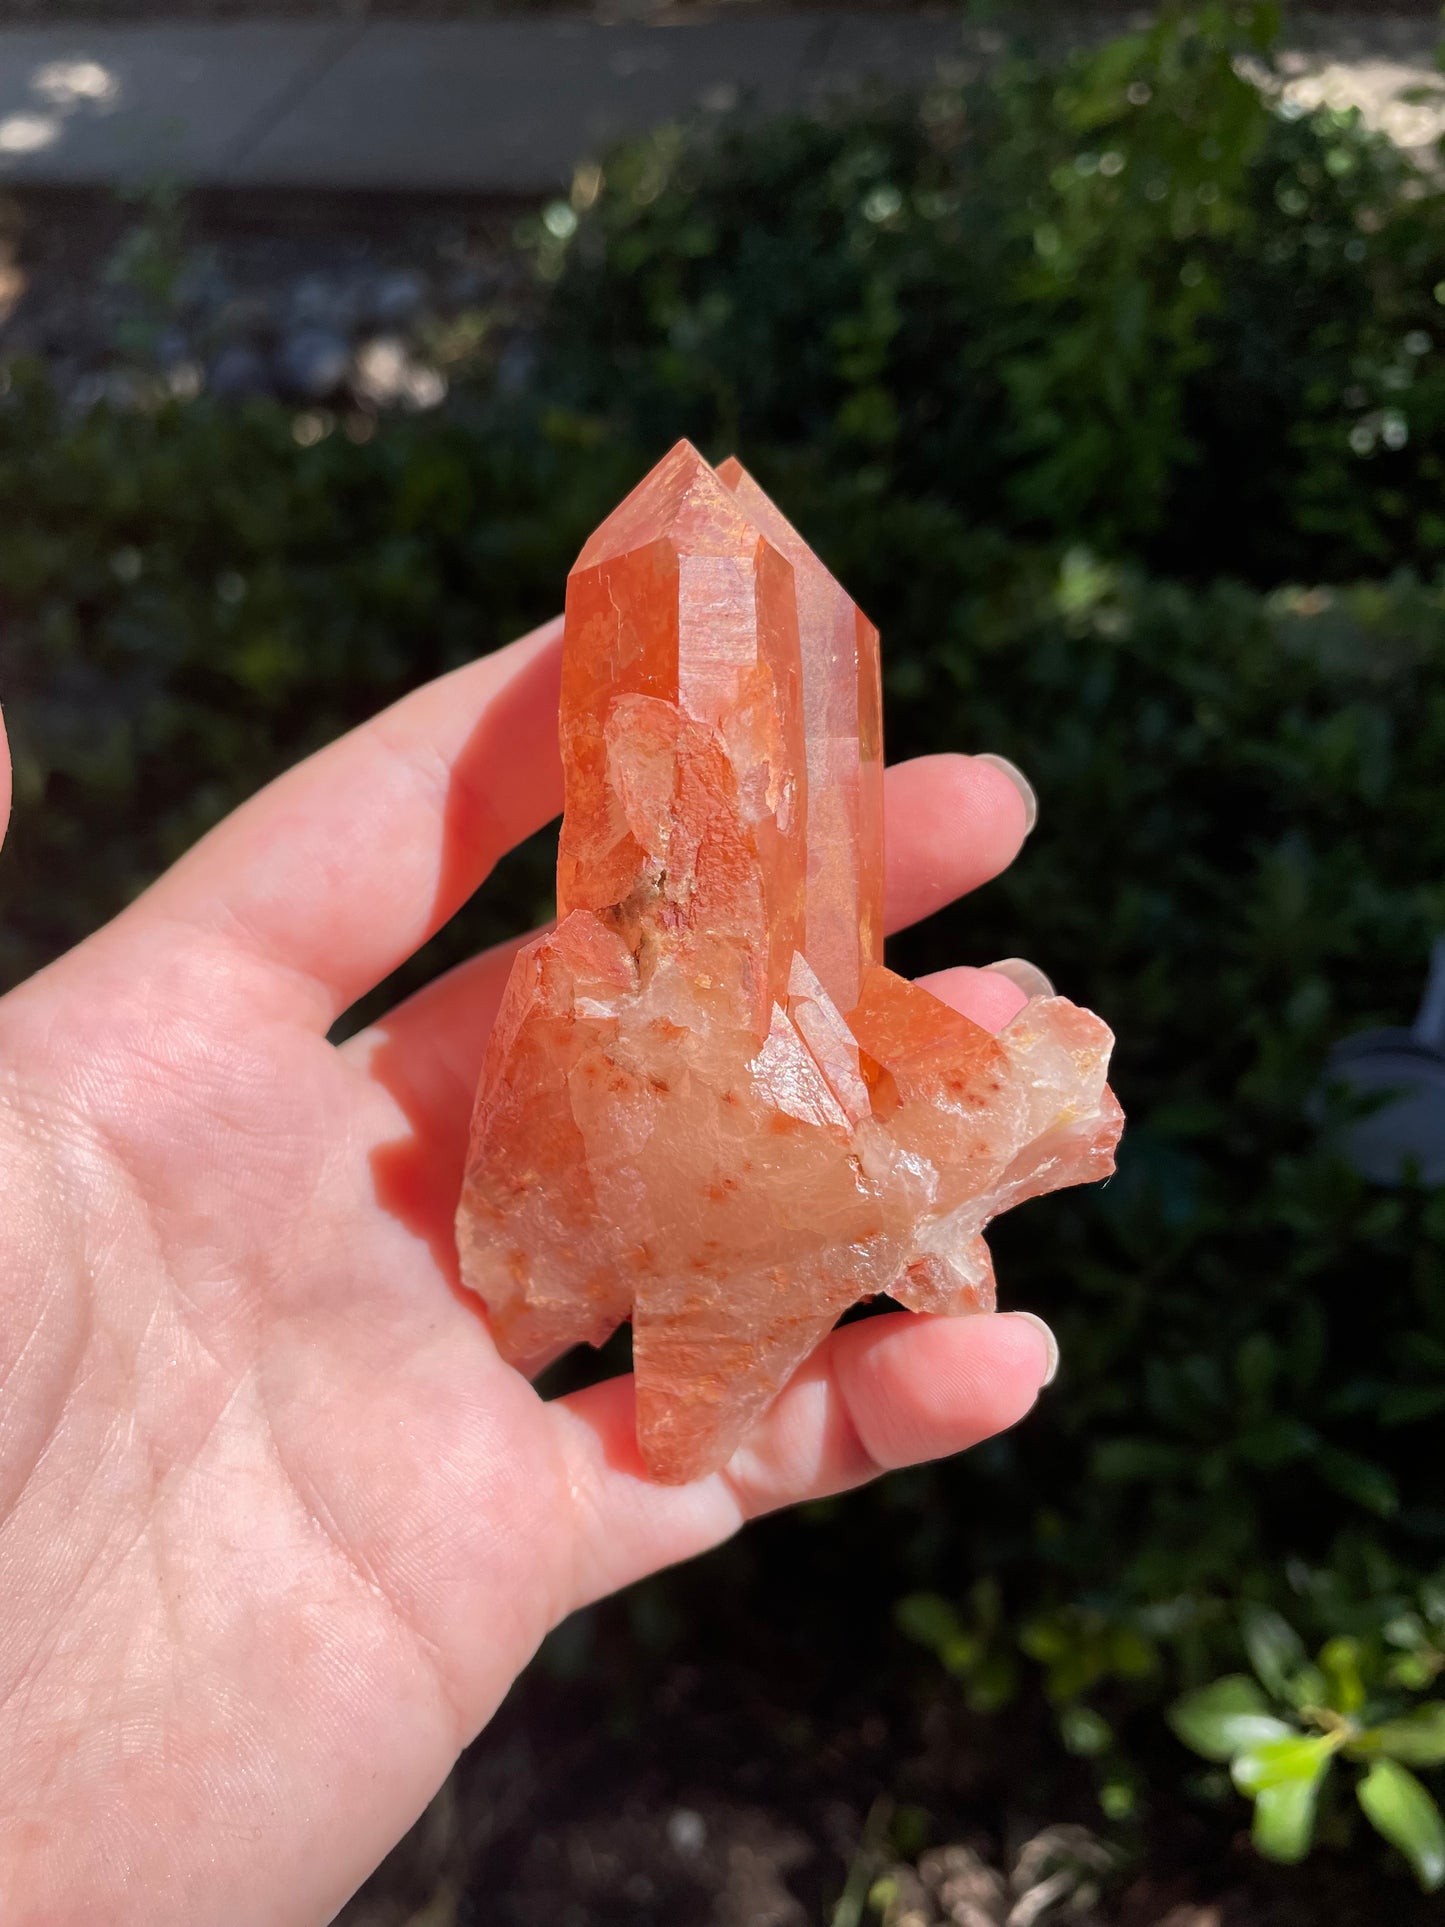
<box><xmin>0</xmin><ymin>381</ymin><xmax>630</xmax><ymax>1007</ymax></box>
<box><xmin>1169</xmin><ymin>1605</ymin><xmax>1445</xmax><ymax>1884</ymax></box>
<box><xmin>537</xmin><ymin>1</ymin><xmax>1445</xmax><ymax>584</ymax></box>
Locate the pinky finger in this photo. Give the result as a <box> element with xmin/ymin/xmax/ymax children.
<box><xmin>0</xmin><ymin>706</ymin><xmax>10</xmax><ymax>855</ymax></box>
<box><xmin>546</xmin><ymin>1310</ymin><xmax>1055</xmax><ymax>1619</ymax></box>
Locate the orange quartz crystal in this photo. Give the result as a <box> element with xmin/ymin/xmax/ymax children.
<box><xmin>456</xmin><ymin>442</ymin><xmax>1123</xmax><ymax>1482</ymax></box>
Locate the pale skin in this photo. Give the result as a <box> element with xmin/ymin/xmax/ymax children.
<box><xmin>0</xmin><ymin>616</ymin><xmax>1056</xmax><ymax>1925</ymax></box>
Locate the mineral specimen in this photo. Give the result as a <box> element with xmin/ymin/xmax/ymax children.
<box><xmin>456</xmin><ymin>442</ymin><xmax>1122</xmax><ymax>1483</ymax></box>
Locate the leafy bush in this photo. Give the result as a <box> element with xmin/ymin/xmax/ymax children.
<box><xmin>4</xmin><ymin>0</ymin><xmax>1445</xmax><ymax>1896</ymax></box>
<box><xmin>0</xmin><ymin>381</ymin><xmax>630</xmax><ymax>1006</ymax></box>
<box><xmin>537</xmin><ymin>2</ymin><xmax>1445</xmax><ymax>585</ymax></box>
<box><xmin>1170</xmin><ymin>1604</ymin><xmax>1445</xmax><ymax>1884</ymax></box>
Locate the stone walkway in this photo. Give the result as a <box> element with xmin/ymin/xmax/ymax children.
<box><xmin>0</xmin><ymin>11</ymin><xmax>1439</xmax><ymax>196</ymax></box>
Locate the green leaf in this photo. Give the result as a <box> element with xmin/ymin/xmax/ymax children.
<box><xmin>938</xmin><ymin>1631</ymin><xmax>984</xmax><ymax>1678</ymax></box>
<box><xmin>1241</xmin><ymin>1606</ymin><xmax>1309</xmax><ymax>1705</ymax></box>
<box><xmin>1316</xmin><ymin>1446</ymin><xmax>1399</xmax><ymax>1518</ymax></box>
<box><xmin>1389</xmin><ymin>1654</ymin><xmax>1444</xmax><ymax>1695</ymax></box>
<box><xmin>965</xmin><ymin>1654</ymin><xmax>1019</xmax><ymax>1714</ymax></box>
<box><xmin>1252</xmin><ymin>1771</ymin><xmax>1326</xmax><ymax>1865</ymax></box>
<box><xmin>1320</xmin><ymin>1636</ymin><xmax>1366</xmax><ymax>1717</ymax></box>
<box><xmin>895</xmin><ymin>1592</ymin><xmax>960</xmax><ymax>1654</ymax></box>
<box><xmin>1356</xmin><ymin>1759</ymin><xmax>1445</xmax><ymax>1892</ymax></box>
<box><xmin>1379</xmin><ymin>1384</ymin><xmax>1445</xmax><ymax>1426</ymax></box>
<box><xmin>1372</xmin><ymin>1704</ymin><xmax>1445</xmax><ymax>1768</ymax></box>
<box><xmin>1091</xmin><ymin>1437</ymin><xmax>1186</xmax><ymax>1483</ymax></box>
<box><xmin>1108</xmin><ymin>1627</ymin><xmax>1158</xmax><ymax>1679</ymax></box>
<box><xmin>1236</xmin><ymin>1417</ymin><xmax>1318</xmax><ymax>1468</ymax></box>
<box><xmin>1234</xmin><ymin>1330</ymin><xmax>1279</xmax><ymax>1401</ymax></box>
<box><xmin>1059</xmin><ymin>1703</ymin><xmax>1113</xmax><ymax>1757</ymax></box>
<box><xmin>1019</xmin><ymin>1616</ymin><xmax>1069</xmax><ymax>1664</ymax></box>
<box><xmin>1232</xmin><ymin>1733</ymin><xmax>1336</xmax><ymax>1795</ymax></box>
<box><xmin>1170</xmin><ymin>1676</ymin><xmax>1295</xmax><ymax>1761</ymax></box>
<box><xmin>1385</xmin><ymin>1612</ymin><xmax>1430</xmax><ymax>1654</ymax></box>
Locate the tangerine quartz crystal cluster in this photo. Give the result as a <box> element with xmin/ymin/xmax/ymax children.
<box><xmin>456</xmin><ymin>443</ymin><xmax>1123</xmax><ymax>1483</ymax></box>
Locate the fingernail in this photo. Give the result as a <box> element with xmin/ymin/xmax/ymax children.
<box><xmin>986</xmin><ymin>957</ymin><xmax>1055</xmax><ymax>1001</ymax></box>
<box><xmin>975</xmin><ymin>753</ymin><xmax>1038</xmax><ymax>835</ymax></box>
<box><xmin>1011</xmin><ymin>1311</ymin><xmax>1060</xmax><ymax>1386</ymax></box>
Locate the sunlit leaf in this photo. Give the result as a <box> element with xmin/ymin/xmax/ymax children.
<box><xmin>1170</xmin><ymin>1676</ymin><xmax>1294</xmax><ymax>1761</ymax></box>
<box><xmin>1357</xmin><ymin>1759</ymin><xmax>1445</xmax><ymax>1891</ymax></box>
<box><xmin>1319</xmin><ymin>1636</ymin><xmax>1366</xmax><ymax>1717</ymax></box>
<box><xmin>1251</xmin><ymin>1760</ymin><xmax>1330</xmax><ymax>1864</ymax></box>
<box><xmin>1060</xmin><ymin>1703</ymin><xmax>1114</xmax><ymax>1756</ymax></box>
<box><xmin>1232</xmin><ymin>1733</ymin><xmax>1336</xmax><ymax>1795</ymax></box>
<box><xmin>1372</xmin><ymin>1704</ymin><xmax>1445</xmax><ymax>1769</ymax></box>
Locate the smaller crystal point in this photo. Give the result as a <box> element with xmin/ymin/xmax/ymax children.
<box><xmin>457</xmin><ymin>443</ymin><xmax>1123</xmax><ymax>1483</ymax></box>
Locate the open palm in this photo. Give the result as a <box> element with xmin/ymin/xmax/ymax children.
<box><xmin>0</xmin><ymin>617</ymin><xmax>1055</xmax><ymax>1925</ymax></box>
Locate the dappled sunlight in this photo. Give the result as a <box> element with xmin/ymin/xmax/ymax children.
<box><xmin>0</xmin><ymin>55</ymin><xmax>121</xmax><ymax>165</ymax></box>
<box><xmin>32</xmin><ymin>58</ymin><xmax>120</xmax><ymax>110</ymax></box>
<box><xmin>1279</xmin><ymin>56</ymin><xmax>1445</xmax><ymax>163</ymax></box>
<box><xmin>0</xmin><ymin>113</ymin><xmax>60</xmax><ymax>155</ymax></box>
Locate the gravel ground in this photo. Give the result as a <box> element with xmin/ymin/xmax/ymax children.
<box><xmin>333</xmin><ymin>1627</ymin><xmax>1445</xmax><ymax>1927</ymax></box>
<box><xmin>0</xmin><ymin>188</ymin><xmax>536</xmax><ymax>413</ymax></box>
<box><xmin>1</xmin><ymin>0</ymin><xmax>1440</xmax><ymax>416</ymax></box>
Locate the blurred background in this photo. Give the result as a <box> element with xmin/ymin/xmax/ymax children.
<box><xmin>4</xmin><ymin>1</ymin><xmax>1445</xmax><ymax>1922</ymax></box>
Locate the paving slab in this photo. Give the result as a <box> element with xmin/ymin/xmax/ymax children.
<box><xmin>235</xmin><ymin>15</ymin><xmax>822</xmax><ymax>193</ymax></box>
<box><xmin>804</xmin><ymin>11</ymin><xmax>974</xmax><ymax>102</ymax></box>
<box><xmin>0</xmin><ymin>23</ymin><xmax>355</xmax><ymax>186</ymax></box>
<box><xmin>0</xmin><ymin>13</ymin><xmax>1438</xmax><ymax>197</ymax></box>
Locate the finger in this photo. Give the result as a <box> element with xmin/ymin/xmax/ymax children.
<box><xmin>346</xmin><ymin>749</ymin><xmax>1035</xmax><ymax>1097</ymax></box>
<box><xmin>135</xmin><ymin>616</ymin><xmax>565</xmax><ymax>1026</ymax></box>
<box><xmin>918</xmin><ymin>964</ymin><xmax>1030</xmax><ymax>1034</ymax></box>
<box><xmin>341</xmin><ymin>747</ymin><xmax>1040</xmax><ymax>1171</ymax></box>
<box><xmin>348</xmin><ymin>955</ymin><xmax>1030</xmax><ymax>1158</ymax></box>
<box><xmin>0</xmin><ymin>705</ymin><xmax>10</xmax><ymax>858</ymax></box>
<box><xmin>883</xmin><ymin>752</ymin><xmax>1033</xmax><ymax>934</ymax></box>
<box><xmin>344</xmin><ymin>943</ymin><xmax>1030</xmax><ymax>1271</ymax></box>
<box><xmin>546</xmin><ymin>1310</ymin><xmax>1054</xmax><ymax>1617</ymax></box>
<box><xmin>347</xmin><ymin>950</ymin><xmax>1034</xmax><ymax>1325</ymax></box>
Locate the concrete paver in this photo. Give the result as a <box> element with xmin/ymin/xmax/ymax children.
<box><xmin>805</xmin><ymin>12</ymin><xmax>972</xmax><ymax>102</ymax></box>
<box><xmin>0</xmin><ymin>23</ymin><xmax>356</xmax><ymax>186</ymax></box>
<box><xmin>237</xmin><ymin>15</ymin><xmax>821</xmax><ymax>193</ymax></box>
<box><xmin>0</xmin><ymin>12</ymin><xmax>1436</xmax><ymax>197</ymax></box>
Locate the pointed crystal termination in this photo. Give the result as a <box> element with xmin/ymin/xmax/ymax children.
<box><xmin>456</xmin><ymin>442</ymin><xmax>1123</xmax><ymax>1483</ymax></box>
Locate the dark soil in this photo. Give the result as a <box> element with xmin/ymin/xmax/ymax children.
<box><xmin>336</xmin><ymin>1632</ymin><xmax>1442</xmax><ymax>1927</ymax></box>
<box><xmin>331</xmin><ymin>1529</ymin><xmax>1443</xmax><ymax>1927</ymax></box>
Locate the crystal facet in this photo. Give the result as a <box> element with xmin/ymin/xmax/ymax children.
<box><xmin>456</xmin><ymin>443</ymin><xmax>1122</xmax><ymax>1483</ymax></box>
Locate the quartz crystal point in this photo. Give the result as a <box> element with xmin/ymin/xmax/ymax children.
<box><xmin>456</xmin><ymin>442</ymin><xmax>1123</xmax><ymax>1483</ymax></box>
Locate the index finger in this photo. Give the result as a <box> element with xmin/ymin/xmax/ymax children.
<box><xmin>128</xmin><ymin>619</ymin><xmax>1034</xmax><ymax>1036</ymax></box>
<box><xmin>134</xmin><ymin>617</ymin><xmax>566</xmax><ymax>1027</ymax></box>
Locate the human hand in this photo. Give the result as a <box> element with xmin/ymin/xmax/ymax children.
<box><xmin>0</xmin><ymin>619</ymin><xmax>1055</xmax><ymax>1924</ymax></box>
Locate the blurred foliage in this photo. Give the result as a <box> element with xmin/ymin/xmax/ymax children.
<box><xmin>1169</xmin><ymin>1604</ymin><xmax>1445</xmax><ymax>1884</ymax></box>
<box><xmin>535</xmin><ymin>1</ymin><xmax>1445</xmax><ymax>583</ymax></box>
<box><xmin>5</xmin><ymin>0</ymin><xmax>1445</xmax><ymax>1895</ymax></box>
<box><xmin>0</xmin><ymin>387</ymin><xmax>632</xmax><ymax>1016</ymax></box>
